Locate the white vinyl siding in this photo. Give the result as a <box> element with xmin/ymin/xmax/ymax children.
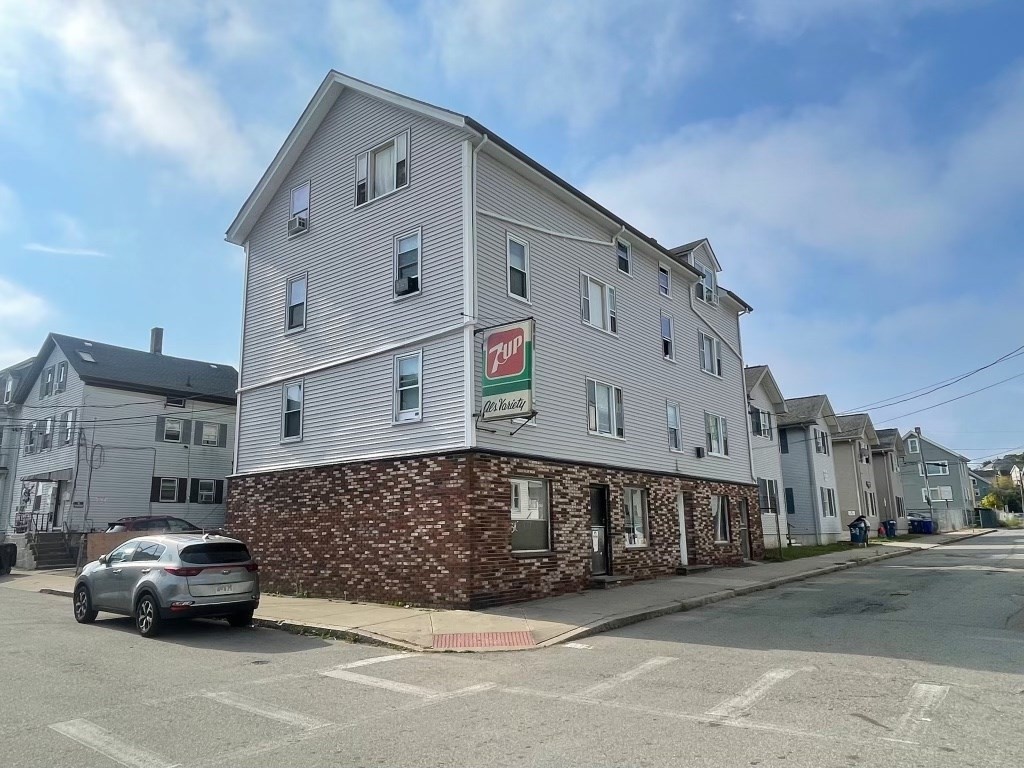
<box><xmin>580</xmin><ymin>273</ymin><xmax>617</xmax><ymax>334</ymax></box>
<box><xmin>394</xmin><ymin>351</ymin><xmax>423</xmax><ymax>423</ymax></box>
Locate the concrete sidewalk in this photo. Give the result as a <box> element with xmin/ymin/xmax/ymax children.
<box><xmin>0</xmin><ymin>528</ymin><xmax>993</xmax><ymax>652</ymax></box>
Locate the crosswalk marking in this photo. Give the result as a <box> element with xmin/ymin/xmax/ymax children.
<box><xmin>50</xmin><ymin>719</ymin><xmax>179</xmax><ymax>768</ymax></box>
<box><xmin>204</xmin><ymin>691</ymin><xmax>331</xmax><ymax>730</ymax></box>
<box><xmin>893</xmin><ymin>683</ymin><xmax>949</xmax><ymax>740</ymax></box>
<box><xmin>706</xmin><ymin>668</ymin><xmax>800</xmax><ymax>719</ymax></box>
<box><xmin>579</xmin><ymin>657</ymin><xmax>677</xmax><ymax>698</ymax></box>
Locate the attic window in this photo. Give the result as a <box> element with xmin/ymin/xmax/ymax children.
<box><xmin>78</xmin><ymin>351</ymin><xmax>96</xmax><ymax>363</ymax></box>
<box><xmin>355</xmin><ymin>130</ymin><xmax>409</xmax><ymax>206</ymax></box>
<box><xmin>166</xmin><ymin>397</ymin><xmax>186</xmax><ymax>408</ymax></box>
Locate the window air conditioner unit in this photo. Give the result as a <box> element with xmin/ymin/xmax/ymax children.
<box><xmin>288</xmin><ymin>215</ymin><xmax>308</xmax><ymax>236</ymax></box>
<box><xmin>695</xmin><ymin>446</ymin><xmax>706</xmax><ymax>459</ymax></box>
<box><xmin>395</xmin><ymin>277</ymin><xmax>418</xmax><ymax>296</ymax></box>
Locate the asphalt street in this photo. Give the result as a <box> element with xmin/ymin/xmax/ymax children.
<box><xmin>2</xmin><ymin>530</ymin><xmax>1022</xmax><ymax>768</ymax></box>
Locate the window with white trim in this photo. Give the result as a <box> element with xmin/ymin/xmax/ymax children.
<box><xmin>699</xmin><ymin>332</ymin><xmax>722</xmax><ymax>376</ymax></box>
<box><xmin>42</xmin><ymin>366</ymin><xmax>54</xmax><ymax>398</ymax></box>
<box><xmin>355</xmin><ymin>130</ymin><xmax>409</xmax><ymax>205</ymax></box>
<box><xmin>60</xmin><ymin>410</ymin><xmax>74</xmax><ymax>445</ymax></box>
<box><xmin>163</xmin><ymin>418</ymin><xmax>182</xmax><ymax>443</ymax></box>
<box><xmin>623</xmin><ymin>487</ymin><xmax>649</xmax><ymax>547</ymax></box>
<box><xmin>661</xmin><ymin>314</ymin><xmax>674</xmax><ymax>360</ymax></box>
<box><xmin>616</xmin><ymin>239</ymin><xmax>631</xmax><ymax>274</ymax></box>
<box><xmin>282</xmin><ymin>381</ymin><xmax>303</xmax><ymax>441</ymax></box>
<box><xmin>711</xmin><ymin>494</ymin><xmax>730</xmax><ymax>542</ymax></box>
<box><xmin>907</xmin><ymin>437</ymin><xmax>919</xmax><ymax>454</ymax></box>
<box><xmin>820</xmin><ymin>487</ymin><xmax>837</xmax><ymax>517</ymax></box>
<box><xmin>286</xmin><ymin>274</ymin><xmax>307</xmax><ymax>332</ymax></box>
<box><xmin>922</xmin><ymin>486</ymin><xmax>952</xmax><ymax>503</ymax></box>
<box><xmin>394</xmin><ymin>351</ymin><xmax>422</xmax><ymax>422</ymax></box>
<box><xmin>394</xmin><ymin>230</ymin><xmax>421</xmax><ymax>297</ymax></box>
<box><xmin>667</xmin><ymin>402</ymin><xmax>681</xmax><ymax>451</ymax></box>
<box><xmin>581</xmin><ymin>273</ymin><xmax>617</xmax><ymax>333</ymax></box>
<box><xmin>25</xmin><ymin>421</ymin><xmax>36</xmax><ymax>454</ymax></box>
<box><xmin>695</xmin><ymin>263</ymin><xmax>718</xmax><ymax>304</ymax></box>
<box><xmin>56</xmin><ymin>361</ymin><xmax>67</xmax><ymax>392</ymax></box>
<box><xmin>757</xmin><ymin>478</ymin><xmax>779</xmax><ymax>514</ymax></box>
<box><xmin>751</xmin><ymin>408</ymin><xmax>772</xmax><ymax>439</ymax></box>
<box><xmin>290</xmin><ymin>181</ymin><xmax>310</xmax><ymax>232</ymax></box>
<box><xmin>2</xmin><ymin>377</ymin><xmax>11</xmax><ymax>404</ymax></box>
<box><xmin>40</xmin><ymin>417</ymin><xmax>53</xmax><ymax>450</ymax></box>
<box><xmin>813</xmin><ymin>427</ymin><xmax>831</xmax><ymax>455</ymax></box>
<box><xmin>159</xmin><ymin>478</ymin><xmax>178</xmax><ymax>503</ymax></box>
<box><xmin>510</xmin><ymin>478</ymin><xmax>550</xmax><ymax>552</ymax></box>
<box><xmin>705</xmin><ymin>412</ymin><xmax>729</xmax><ymax>456</ymax></box>
<box><xmin>198</xmin><ymin>479</ymin><xmax>216</xmax><ymax>504</ymax></box>
<box><xmin>201</xmin><ymin>422</ymin><xmax>219</xmax><ymax>446</ymax></box>
<box><xmin>507</xmin><ymin>235</ymin><xmax>530</xmax><ymax>301</ymax></box>
<box><xmin>919</xmin><ymin>460</ymin><xmax>949</xmax><ymax>476</ymax></box>
<box><xmin>586</xmin><ymin>379</ymin><xmax>624</xmax><ymax>438</ymax></box>
<box><xmin>658</xmin><ymin>265</ymin><xmax>671</xmax><ymax>296</ymax></box>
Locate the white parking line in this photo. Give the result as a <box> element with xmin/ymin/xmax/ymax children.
<box><xmin>322</xmin><ymin>669</ymin><xmax>440</xmax><ymax>698</ymax></box>
<box><xmin>893</xmin><ymin>683</ymin><xmax>949</xmax><ymax>740</ymax></box>
<box><xmin>579</xmin><ymin>657</ymin><xmax>676</xmax><ymax>698</ymax></box>
<box><xmin>204</xmin><ymin>691</ymin><xmax>332</xmax><ymax>730</ymax></box>
<box><xmin>49</xmin><ymin>719</ymin><xmax>179</xmax><ymax>768</ymax></box>
<box><xmin>706</xmin><ymin>668</ymin><xmax>800</xmax><ymax>719</ymax></box>
<box><xmin>332</xmin><ymin>653</ymin><xmax>420</xmax><ymax>670</ymax></box>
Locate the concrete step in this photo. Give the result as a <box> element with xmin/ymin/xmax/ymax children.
<box><xmin>35</xmin><ymin>562</ymin><xmax>77</xmax><ymax>570</ymax></box>
<box><xmin>675</xmin><ymin>564</ymin><xmax>714</xmax><ymax>576</ymax></box>
<box><xmin>590</xmin><ymin>574</ymin><xmax>634</xmax><ymax>589</ymax></box>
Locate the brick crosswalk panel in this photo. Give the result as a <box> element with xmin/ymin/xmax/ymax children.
<box><xmin>432</xmin><ymin>631</ymin><xmax>536</xmax><ymax>649</ymax></box>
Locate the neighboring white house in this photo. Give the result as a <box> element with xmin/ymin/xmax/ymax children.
<box><xmin>4</xmin><ymin>330</ymin><xmax>237</xmax><ymax>542</ymax></box>
<box><xmin>777</xmin><ymin>395</ymin><xmax>844</xmax><ymax>544</ymax></box>
<box><xmin>224</xmin><ymin>70</ymin><xmax>763</xmax><ymax>609</ymax></box>
<box><xmin>0</xmin><ymin>357</ymin><xmax>35</xmax><ymax>535</ymax></box>
<box><xmin>744</xmin><ymin>365</ymin><xmax>788</xmax><ymax>549</ymax></box>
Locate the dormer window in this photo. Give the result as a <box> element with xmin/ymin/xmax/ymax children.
<box><xmin>695</xmin><ymin>263</ymin><xmax>718</xmax><ymax>304</ymax></box>
<box><xmin>356</xmin><ymin>131</ymin><xmax>409</xmax><ymax>206</ymax></box>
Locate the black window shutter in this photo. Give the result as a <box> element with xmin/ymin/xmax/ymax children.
<box><xmin>780</xmin><ymin>429</ymin><xmax>789</xmax><ymax>453</ymax></box>
<box><xmin>155</xmin><ymin>416</ymin><xmax>165</xmax><ymax>442</ymax></box>
<box><xmin>214</xmin><ymin>479</ymin><xmax>224</xmax><ymax>505</ymax></box>
<box><xmin>750</xmin><ymin>408</ymin><xmax>760</xmax><ymax>435</ymax></box>
<box><xmin>150</xmin><ymin>478</ymin><xmax>161</xmax><ymax>503</ymax></box>
<box><xmin>188</xmin><ymin>479</ymin><xmax>200</xmax><ymax>504</ymax></box>
<box><xmin>192</xmin><ymin>421</ymin><xmax>203</xmax><ymax>446</ymax></box>
<box><xmin>218</xmin><ymin>423</ymin><xmax>228</xmax><ymax>448</ymax></box>
<box><xmin>177</xmin><ymin>478</ymin><xmax>187</xmax><ymax>503</ymax></box>
<box><xmin>785</xmin><ymin>488</ymin><xmax>795</xmax><ymax>515</ymax></box>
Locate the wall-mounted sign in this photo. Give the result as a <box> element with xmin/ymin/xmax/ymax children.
<box><xmin>481</xmin><ymin>320</ymin><xmax>534</xmax><ymax>422</ymax></box>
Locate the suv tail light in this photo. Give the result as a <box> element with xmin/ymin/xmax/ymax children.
<box><xmin>244</xmin><ymin>563</ymin><xmax>259</xmax><ymax>572</ymax></box>
<box><xmin>165</xmin><ymin>566</ymin><xmax>204</xmax><ymax>577</ymax></box>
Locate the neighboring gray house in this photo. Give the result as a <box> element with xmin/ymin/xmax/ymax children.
<box><xmin>778</xmin><ymin>395</ymin><xmax>843</xmax><ymax>544</ymax></box>
<box><xmin>745</xmin><ymin>365</ymin><xmax>788</xmax><ymax>549</ymax></box>
<box><xmin>4</xmin><ymin>330</ymin><xmax>237</xmax><ymax>566</ymax></box>
<box><xmin>225</xmin><ymin>70</ymin><xmax>763</xmax><ymax>609</ymax></box>
<box><xmin>900</xmin><ymin>429</ymin><xmax>971</xmax><ymax>531</ymax></box>
<box><xmin>0</xmin><ymin>357</ymin><xmax>35</xmax><ymax>535</ymax></box>
<box><xmin>831</xmin><ymin>413</ymin><xmax>880</xmax><ymax>535</ymax></box>
<box><xmin>873</xmin><ymin>428</ymin><xmax>908</xmax><ymax>534</ymax></box>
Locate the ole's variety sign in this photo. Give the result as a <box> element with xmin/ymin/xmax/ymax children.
<box><xmin>481</xmin><ymin>320</ymin><xmax>534</xmax><ymax>422</ymax></box>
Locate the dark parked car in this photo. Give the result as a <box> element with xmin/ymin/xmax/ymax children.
<box><xmin>73</xmin><ymin>534</ymin><xmax>260</xmax><ymax>637</ymax></box>
<box><xmin>105</xmin><ymin>516</ymin><xmax>203</xmax><ymax>533</ymax></box>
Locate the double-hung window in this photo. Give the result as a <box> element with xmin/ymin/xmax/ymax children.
<box><xmin>25</xmin><ymin>421</ymin><xmax>37</xmax><ymax>454</ymax></box>
<box><xmin>282</xmin><ymin>381</ymin><xmax>303</xmax><ymax>441</ymax></box>
<box><xmin>661</xmin><ymin>315</ymin><xmax>674</xmax><ymax>360</ymax></box>
<box><xmin>699</xmin><ymin>332</ymin><xmax>722</xmax><ymax>376</ymax></box>
<box><xmin>922</xmin><ymin>486</ymin><xmax>951</xmax><ymax>503</ymax></box>
<box><xmin>751</xmin><ymin>408</ymin><xmax>772</xmax><ymax>438</ymax></box>
<box><xmin>758</xmin><ymin>478</ymin><xmax>780</xmax><ymax>514</ymax></box>
<box><xmin>163</xmin><ymin>418</ymin><xmax>182</xmax><ymax>443</ymax></box>
<box><xmin>705</xmin><ymin>412</ymin><xmax>729</xmax><ymax>456</ymax></box>
<box><xmin>3</xmin><ymin>377</ymin><xmax>11</xmax><ymax>404</ymax></box>
<box><xmin>41</xmin><ymin>417</ymin><xmax>53</xmax><ymax>450</ymax></box>
<box><xmin>820</xmin><ymin>487</ymin><xmax>837</xmax><ymax>517</ymax></box>
<box><xmin>159</xmin><ymin>478</ymin><xmax>178</xmax><ymax>503</ymax></box>
<box><xmin>507</xmin><ymin>235</ymin><xmax>530</xmax><ymax>302</ymax></box>
<box><xmin>907</xmin><ymin>437</ymin><xmax>920</xmax><ymax>454</ymax></box>
<box><xmin>285</xmin><ymin>274</ymin><xmax>307</xmax><ymax>332</ymax></box>
<box><xmin>289</xmin><ymin>181</ymin><xmax>310</xmax><ymax>234</ymax></box>
<box><xmin>623</xmin><ymin>487</ymin><xmax>649</xmax><ymax>547</ymax></box>
<box><xmin>60</xmin><ymin>410</ymin><xmax>74</xmax><ymax>445</ymax></box>
<box><xmin>355</xmin><ymin>130</ymin><xmax>409</xmax><ymax>205</ymax></box>
<box><xmin>394</xmin><ymin>230</ymin><xmax>421</xmax><ymax>297</ymax></box>
<box><xmin>814</xmin><ymin>428</ymin><xmax>831</xmax><ymax>455</ymax></box>
<box><xmin>919</xmin><ymin>460</ymin><xmax>949</xmax><ymax>476</ymax></box>
<box><xmin>696</xmin><ymin>263</ymin><xmax>718</xmax><ymax>304</ymax></box>
<box><xmin>711</xmin><ymin>495</ymin><xmax>730</xmax><ymax>542</ymax></box>
<box><xmin>658</xmin><ymin>265</ymin><xmax>671</xmax><ymax>296</ymax></box>
<box><xmin>616</xmin><ymin>239</ymin><xmax>631</xmax><ymax>274</ymax></box>
<box><xmin>201</xmin><ymin>422</ymin><xmax>219</xmax><ymax>446</ymax></box>
<box><xmin>581</xmin><ymin>274</ymin><xmax>617</xmax><ymax>334</ymax></box>
<box><xmin>586</xmin><ymin>379</ymin><xmax>624</xmax><ymax>438</ymax></box>
<box><xmin>666</xmin><ymin>402</ymin><xmax>681</xmax><ymax>451</ymax></box>
<box><xmin>56</xmin><ymin>361</ymin><xmax>67</xmax><ymax>392</ymax></box>
<box><xmin>198</xmin><ymin>479</ymin><xmax>216</xmax><ymax>504</ymax></box>
<box><xmin>41</xmin><ymin>366</ymin><xmax>54</xmax><ymax>398</ymax></box>
<box><xmin>394</xmin><ymin>351</ymin><xmax>422</xmax><ymax>423</ymax></box>
<box><xmin>510</xmin><ymin>478</ymin><xmax>550</xmax><ymax>552</ymax></box>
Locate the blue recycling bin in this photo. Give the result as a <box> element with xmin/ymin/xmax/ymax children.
<box><xmin>848</xmin><ymin>521</ymin><xmax>868</xmax><ymax>545</ymax></box>
<box><xmin>920</xmin><ymin>520</ymin><xmax>934</xmax><ymax>535</ymax></box>
<box><xmin>884</xmin><ymin>520</ymin><xmax>897</xmax><ymax>539</ymax></box>
<box><xmin>909</xmin><ymin>520</ymin><xmax>921</xmax><ymax>534</ymax></box>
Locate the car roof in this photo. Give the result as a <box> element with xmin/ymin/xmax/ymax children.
<box><xmin>112</xmin><ymin>515</ymin><xmax>188</xmax><ymax>523</ymax></box>
<box><xmin>123</xmin><ymin>533</ymin><xmax>247</xmax><ymax>548</ymax></box>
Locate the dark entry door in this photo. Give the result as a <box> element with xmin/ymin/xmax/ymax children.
<box><xmin>589</xmin><ymin>485</ymin><xmax>610</xmax><ymax>576</ymax></box>
<box><xmin>739</xmin><ymin>498</ymin><xmax>752</xmax><ymax>560</ymax></box>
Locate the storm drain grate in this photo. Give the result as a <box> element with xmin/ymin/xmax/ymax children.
<box><xmin>432</xmin><ymin>631</ymin><xmax>536</xmax><ymax>649</ymax></box>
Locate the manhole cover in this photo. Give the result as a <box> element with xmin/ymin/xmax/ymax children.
<box><xmin>432</xmin><ymin>631</ymin><xmax>536</xmax><ymax>649</ymax></box>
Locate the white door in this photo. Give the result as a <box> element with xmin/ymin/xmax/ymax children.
<box><xmin>677</xmin><ymin>493</ymin><xmax>688</xmax><ymax>566</ymax></box>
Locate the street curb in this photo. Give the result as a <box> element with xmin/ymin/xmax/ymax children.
<box><xmin>38</xmin><ymin>530</ymin><xmax>993</xmax><ymax>652</ymax></box>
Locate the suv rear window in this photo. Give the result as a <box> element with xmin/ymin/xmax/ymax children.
<box><xmin>179</xmin><ymin>543</ymin><xmax>251</xmax><ymax>564</ymax></box>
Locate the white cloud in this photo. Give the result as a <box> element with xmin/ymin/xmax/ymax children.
<box><xmin>0</xmin><ymin>0</ymin><xmax>258</xmax><ymax>191</ymax></box>
<box><xmin>24</xmin><ymin>243</ymin><xmax>109</xmax><ymax>258</ymax></box>
<box><xmin>0</xmin><ymin>277</ymin><xmax>50</xmax><ymax>368</ymax></box>
<box><xmin>733</xmin><ymin>0</ymin><xmax>978</xmax><ymax>39</ymax></box>
<box><xmin>204</xmin><ymin>3</ymin><xmax>273</xmax><ymax>61</ymax></box>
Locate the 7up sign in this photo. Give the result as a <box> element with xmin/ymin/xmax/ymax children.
<box><xmin>481</xmin><ymin>320</ymin><xmax>534</xmax><ymax>422</ymax></box>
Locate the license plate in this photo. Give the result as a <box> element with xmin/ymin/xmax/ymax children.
<box><xmin>215</xmin><ymin>584</ymin><xmax>234</xmax><ymax>594</ymax></box>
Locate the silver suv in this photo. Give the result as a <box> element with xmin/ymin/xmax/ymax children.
<box><xmin>73</xmin><ymin>534</ymin><xmax>260</xmax><ymax>637</ymax></box>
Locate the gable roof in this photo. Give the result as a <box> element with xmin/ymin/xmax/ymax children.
<box><xmin>744</xmin><ymin>365</ymin><xmax>787</xmax><ymax>413</ymax></box>
<box><xmin>874</xmin><ymin>428</ymin><xmax>904</xmax><ymax>453</ymax></box>
<box><xmin>15</xmin><ymin>334</ymin><xmax>238</xmax><ymax>405</ymax></box>
<box><xmin>225</xmin><ymin>71</ymin><xmax>751</xmax><ymax>313</ymax></box>
<box><xmin>833</xmin><ymin>413</ymin><xmax>879</xmax><ymax>445</ymax></box>
<box><xmin>901</xmin><ymin>431</ymin><xmax>970</xmax><ymax>463</ymax></box>
<box><xmin>777</xmin><ymin>395</ymin><xmax>838</xmax><ymax>429</ymax></box>
<box><xmin>670</xmin><ymin>238</ymin><xmax>722</xmax><ymax>272</ymax></box>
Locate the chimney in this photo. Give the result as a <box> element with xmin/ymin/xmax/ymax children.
<box><xmin>150</xmin><ymin>327</ymin><xmax>164</xmax><ymax>355</ymax></box>
<box><xmin>914</xmin><ymin>426</ymin><xmax>922</xmax><ymax>436</ymax></box>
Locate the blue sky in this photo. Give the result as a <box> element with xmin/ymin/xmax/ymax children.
<box><xmin>1</xmin><ymin>0</ymin><xmax>1022</xmax><ymax>464</ymax></box>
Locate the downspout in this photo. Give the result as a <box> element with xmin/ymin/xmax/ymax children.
<box><xmin>232</xmin><ymin>239</ymin><xmax>249</xmax><ymax>478</ymax></box>
<box><xmin>462</xmin><ymin>135</ymin><xmax>488</xmax><ymax>450</ymax></box>
<box><xmin>737</xmin><ymin>307</ymin><xmax>754</xmax><ymax>485</ymax></box>
<box><xmin>805</xmin><ymin>425</ymin><xmax>822</xmax><ymax>544</ymax></box>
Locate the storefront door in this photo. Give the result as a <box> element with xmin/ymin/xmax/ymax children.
<box><xmin>589</xmin><ymin>485</ymin><xmax>610</xmax><ymax>576</ymax></box>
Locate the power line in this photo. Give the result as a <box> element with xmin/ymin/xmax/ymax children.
<box><xmin>878</xmin><ymin>369</ymin><xmax>1024</xmax><ymax>424</ymax></box>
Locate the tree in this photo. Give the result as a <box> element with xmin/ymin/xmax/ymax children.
<box><xmin>980</xmin><ymin>477</ymin><xmax>1022</xmax><ymax>514</ymax></box>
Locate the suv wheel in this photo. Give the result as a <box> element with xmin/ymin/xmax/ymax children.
<box><xmin>135</xmin><ymin>593</ymin><xmax>162</xmax><ymax>638</ymax></box>
<box><xmin>73</xmin><ymin>585</ymin><xmax>97</xmax><ymax>624</ymax></box>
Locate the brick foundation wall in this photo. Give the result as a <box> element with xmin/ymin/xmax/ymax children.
<box><xmin>227</xmin><ymin>450</ymin><xmax>763</xmax><ymax>609</ymax></box>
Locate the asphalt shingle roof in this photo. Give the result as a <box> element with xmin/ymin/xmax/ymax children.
<box><xmin>743</xmin><ymin>365</ymin><xmax>768</xmax><ymax>393</ymax></box>
<box><xmin>834</xmin><ymin>414</ymin><xmax>870</xmax><ymax>441</ymax></box>
<box><xmin>875</xmin><ymin>428</ymin><xmax>901</xmax><ymax>449</ymax></box>
<box><xmin>777</xmin><ymin>395</ymin><xmax>828</xmax><ymax>426</ymax></box>
<box><xmin>51</xmin><ymin>334</ymin><xmax>237</xmax><ymax>404</ymax></box>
